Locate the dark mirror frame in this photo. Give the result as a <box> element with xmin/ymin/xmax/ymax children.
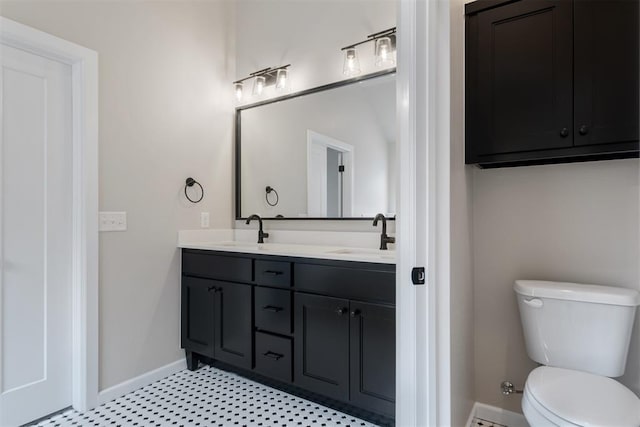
<box><xmin>235</xmin><ymin>68</ymin><xmax>397</xmax><ymax>221</ymax></box>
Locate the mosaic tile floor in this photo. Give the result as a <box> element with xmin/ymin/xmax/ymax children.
<box><xmin>32</xmin><ymin>366</ymin><xmax>378</xmax><ymax>427</ymax></box>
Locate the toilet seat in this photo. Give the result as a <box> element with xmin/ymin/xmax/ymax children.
<box><xmin>524</xmin><ymin>366</ymin><xmax>640</xmax><ymax>427</ymax></box>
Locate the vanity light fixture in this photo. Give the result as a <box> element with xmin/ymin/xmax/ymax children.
<box><xmin>375</xmin><ymin>36</ymin><xmax>395</xmax><ymax>67</ymax></box>
<box><xmin>253</xmin><ymin>75</ymin><xmax>266</xmax><ymax>96</ymax></box>
<box><xmin>233</xmin><ymin>64</ymin><xmax>291</xmax><ymax>101</ymax></box>
<box><xmin>343</xmin><ymin>48</ymin><xmax>361</xmax><ymax>76</ymax></box>
<box><xmin>275</xmin><ymin>68</ymin><xmax>289</xmax><ymax>91</ymax></box>
<box><xmin>341</xmin><ymin>27</ymin><xmax>396</xmax><ymax>75</ymax></box>
<box><xmin>234</xmin><ymin>82</ymin><xmax>244</xmax><ymax>101</ymax></box>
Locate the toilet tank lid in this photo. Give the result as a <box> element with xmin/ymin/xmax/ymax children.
<box><xmin>514</xmin><ymin>280</ymin><xmax>640</xmax><ymax>306</ymax></box>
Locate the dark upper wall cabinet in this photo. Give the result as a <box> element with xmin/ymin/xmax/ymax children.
<box><xmin>465</xmin><ymin>0</ymin><xmax>639</xmax><ymax>167</ymax></box>
<box><xmin>573</xmin><ymin>0</ymin><xmax>639</xmax><ymax>148</ymax></box>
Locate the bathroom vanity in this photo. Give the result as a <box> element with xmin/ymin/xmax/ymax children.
<box><xmin>180</xmin><ymin>244</ymin><xmax>396</xmax><ymax>423</ymax></box>
<box><xmin>182</xmin><ymin>63</ymin><xmax>398</xmax><ymax>424</ymax></box>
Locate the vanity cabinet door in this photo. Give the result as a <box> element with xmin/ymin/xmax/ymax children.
<box><xmin>213</xmin><ymin>281</ymin><xmax>253</xmax><ymax>370</ymax></box>
<box><xmin>349</xmin><ymin>302</ymin><xmax>396</xmax><ymax>417</ymax></box>
<box><xmin>294</xmin><ymin>293</ymin><xmax>350</xmax><ymax>401</ymax></box>
<box><xmin>181</xmin><ymin>277</ymin><xmax>216</xmax><ymax>359</ymax></box>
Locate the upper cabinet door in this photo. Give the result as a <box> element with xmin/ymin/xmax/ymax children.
<box><xmin>472</xmin><ymin>0</ymin><xmax>573</xmax><ymax>157</ymax></box>
<box><xmin>573</xmin><ymin>0</ymin><xmax>639</xmax><ymax>147</ymax></box>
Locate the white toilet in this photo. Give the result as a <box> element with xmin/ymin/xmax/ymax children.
<box><xmin>514</xmin><ymin>280</ymin><xmax>640</xmax><ymax>426</ymax></box>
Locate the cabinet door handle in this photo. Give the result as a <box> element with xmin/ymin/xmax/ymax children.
<box><xmin>263</xmin><ymin>351</ymin><xmax>284</xmax><ymax>360</ymax></box>
<box><xmin>263</xmin><ymin>270</ymin><xmax>284</xmax><ymax>276</ymax></box>
<box><xmin>262</xmin><ymin>305</ymin><xmax>283</xmax><ymax>313</ymax></box>
<box><xmin>207</xmin><ymin>286</ymin><xmax>218</xmax><ymax>292</ymax></box>
<box><xmin>579</xmin><ymin>125</ymin><xmax>589</xmax><ymax>136</ymax></box>
<box><xmin>350</xmin><ymin>309</ymin><xmax>361</xmax><ymax>317</ymax></box>
<box><xmin>559</xmin><ymin>128</ymin><xmax>569</xmax><ymax>138</ymax></box>
<box><xmin>336</xmin><ymin>307</ymin><xmax>348</xmax><ymax>315</ymax></box>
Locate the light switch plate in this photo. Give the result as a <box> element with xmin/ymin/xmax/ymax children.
<box><xmin>99</xmin><ymin>211</ymin><xmax>127</xmax><ymax>231</ymax></box>
<box><xmin>201</xmin><ymin>212</ymin><xmax>210</xmax><ymax>228</ymax></box>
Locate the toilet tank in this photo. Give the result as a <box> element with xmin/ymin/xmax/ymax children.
<box><xmin>514</xmin><ymin>280</ymin><xmax>640</xmax><ymax>377</ymax></box>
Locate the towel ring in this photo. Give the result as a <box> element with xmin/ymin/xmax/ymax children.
<box><xmin>265</xmin><ymin>186</ymin><xmax>279</xmax><ymax>206</ymax></box>
<box><xmin>185</xmin><ymin>177</ymin><xmax>204</xmax><ymax>203</ymax></box>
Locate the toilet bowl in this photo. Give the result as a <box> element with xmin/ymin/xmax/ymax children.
<box><xmin>522</xmin><ymin>366</ymin><xmax>640</xmax><ymax>427</ymax></box>
<box><xmin>514</xmin><ymin>280</ymin><xmax>640</xmax><ymax>427</ymax></box>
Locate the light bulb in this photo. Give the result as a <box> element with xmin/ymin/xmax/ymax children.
<box><xmin>234</xmin><ymin>82</ymin><xmax>243</xmax><ymax>101</ymax></box>
<box><xmin>375</xmin><ymin>37</ymin><xmax>395</xmax><ymax>67</ymax></box>
<box><xmin>252</xmin><ymin>75</ymin><xmax>266</xmax><ymax>96</ymax></box>
<box><xmin>343</xmin><ymin>47</ymin><xmax>361</xmax><ymax>76</ymax></box>
<box><xmin>276</xmin><ymin>68</ymin><xmax>288</xmax><ymax>91</ymax></box>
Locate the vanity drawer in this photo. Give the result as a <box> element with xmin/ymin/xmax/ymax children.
<box><xmin>255</xmin><ymin>287</ymin><xmax>292</xmax><ymax>335</ymax></box>
<box><xmin>182</xmin><ymin>250</ymin><xmax>252</xmax><ymax>283</ymax></box>
<box><xmin>294</xmin><ymin>263</ymin><xmax>395</xmax><ymax>304</ymax></box>
<box><xmin>255</xmin><ymin>332</ymin><xmax>292</xmax><ymax>383</ymax></box>
<box><xmin>255</xmin><ymin>260</ymin><xmax>291</xmax><ymax>288</ymax></box>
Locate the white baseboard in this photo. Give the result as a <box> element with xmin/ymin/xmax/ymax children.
<box><xmin>468</xmin><ymin>402</ymin><xmax>529</xmax><ymax>427</ymax></box>
<box><xmin>97</xmin><ymin>359</ymin><xmax>187</xmax><ymax>405</ymax></box>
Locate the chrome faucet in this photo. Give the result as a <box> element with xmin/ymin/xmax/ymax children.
<box><xmin>373</xmin><ymin>213</ymin><xmax>395</xmax><ymax>250</ymax></box>
<box><xmin>246</xmin><ymin>214</ymin><xmax>269</xmax><ymax>243</ymax></box>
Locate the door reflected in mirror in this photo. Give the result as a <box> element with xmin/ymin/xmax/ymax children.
<box><xmin>237</xmin><ymin>71</ymin><xmax>396</xmax><ymax>220</ymax></box>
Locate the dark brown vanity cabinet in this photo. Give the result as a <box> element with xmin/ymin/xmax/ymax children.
<box><xmin>465</xmin><ymin>0</ymin><xmax>639</xmax><ymax>167</ymax></box>
<box><xmin>213</xmin><ymin>280</ymin><xmax>252</xmax><ymax>369</ymax></box>
<box><xmin>181</xmin><ymin>276</ymin><xmax>216</xmax><ymax>360</ymax></box>
<box><xmin>181</xmin><ymin>252</ymin><xmax>253</xmax><ymax>371</ymax></box>
<box><xmin>349</xmin><ymin>301</ymin><xmax>396</xmax><ymax>416</ymax></box>
<box><xmin>294</xmin><ymin>295</ymin><xmax>396</xmax><ymax>417</ymax></box>
<box><xmin>181</xmin><ymin>249</ymin><xmax>396</xmax><ymax>421</ymax></box>
<box><xmin>294</xmin><ymin>293</ymin><xmax>351</xmax><ymax>401</ymax></box>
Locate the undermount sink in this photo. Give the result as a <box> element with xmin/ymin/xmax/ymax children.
<box><xmin>326</xmin><ymin>248</ymin><xmax>396</xmax><ymax>259</ymax></box>
<box><xmin>210</xmin><ymin>241</ymin><xmax>265</xmax><ymax>250</ymax></box>
<box><xmin>214</xmin><ymin>241</ymin><xmax>258</xmax><ymax>247</ymax></box>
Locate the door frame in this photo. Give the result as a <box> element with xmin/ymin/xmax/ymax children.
<box><xmin>306</xmin><ymin>130</ymin><xmax>354</xmax><ymax>217</ymax></box>
<box><xmin>395</xmin><ymin>0</ymin><xmax>451</xmax><ymax>425</ymax></box>
<box><xmin>0</xmin><ymin>17</ymin><xmax>99</xmax><ymax>412</ymax></box>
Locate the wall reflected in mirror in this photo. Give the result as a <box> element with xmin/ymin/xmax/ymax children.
<box><xmin>237</xmin><ymin>71</ymin><xmax>396</xmax><ymax>219</ymax></box>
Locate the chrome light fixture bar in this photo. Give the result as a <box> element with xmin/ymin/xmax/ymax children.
<box><xmin>341</xmin><ymin>27</ymin><xmax>396</xmax><ymax>76</ymax></box>
<box><xmin>233</xmin><ymin>64</ymin><xmax>291</xmax><ymax>101</ymax></box>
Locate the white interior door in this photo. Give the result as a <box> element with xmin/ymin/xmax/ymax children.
<box><xmin>0</xmin><ymin>43</ymin><xmax>73</xmax><ymax>427</ymax></box>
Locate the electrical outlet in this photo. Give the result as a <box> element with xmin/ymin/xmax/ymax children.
<box><xmin>200</xmin><ymin>212</ymin><xmax>210</xmax><ymax>228</ymax></box>
<box><xmin>99</xmin><ymin>212</ymin><xmax>127</xmax><ymax>232</ymax></box>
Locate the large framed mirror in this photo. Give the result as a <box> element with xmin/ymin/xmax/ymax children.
<box><xmin>236</xmin><ymin>69</ymin><xmax>396</xmax><ymax>220</ymax></box>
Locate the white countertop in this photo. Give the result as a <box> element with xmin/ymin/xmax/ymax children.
<box><xmin>178</xmin><ymin>230</ymin><xmax>396</xmax><ymax>264</ymax></box>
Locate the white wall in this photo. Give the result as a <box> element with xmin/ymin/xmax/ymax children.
<box><xmin>450</xmin><ymin>0</ymin><xmax>476</xmax><ymax>424</ymax></box>
<box><xmin>234</xmin><ymin>0</ymin><xmax>396</xmax><ymax>231</ymax></box>
<box><xmin>472</xmin><ymin>159</ymin><xmax>640</xmax><ymax>413</ymax></box>
<box><xmin>0</xmin><ymin>1</ymin><xmax>235</xmax><ymax>391</ymax></box>
<box><xmin>236</xmin><ymin>0</ymin><xmax>396</xmax><ymax>102</ymax></box>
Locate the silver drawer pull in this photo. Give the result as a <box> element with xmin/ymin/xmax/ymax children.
<box><xmin>263</xmin><ymin>351</ymin><xmax>284</xmax><ymax>360</ymax></box>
